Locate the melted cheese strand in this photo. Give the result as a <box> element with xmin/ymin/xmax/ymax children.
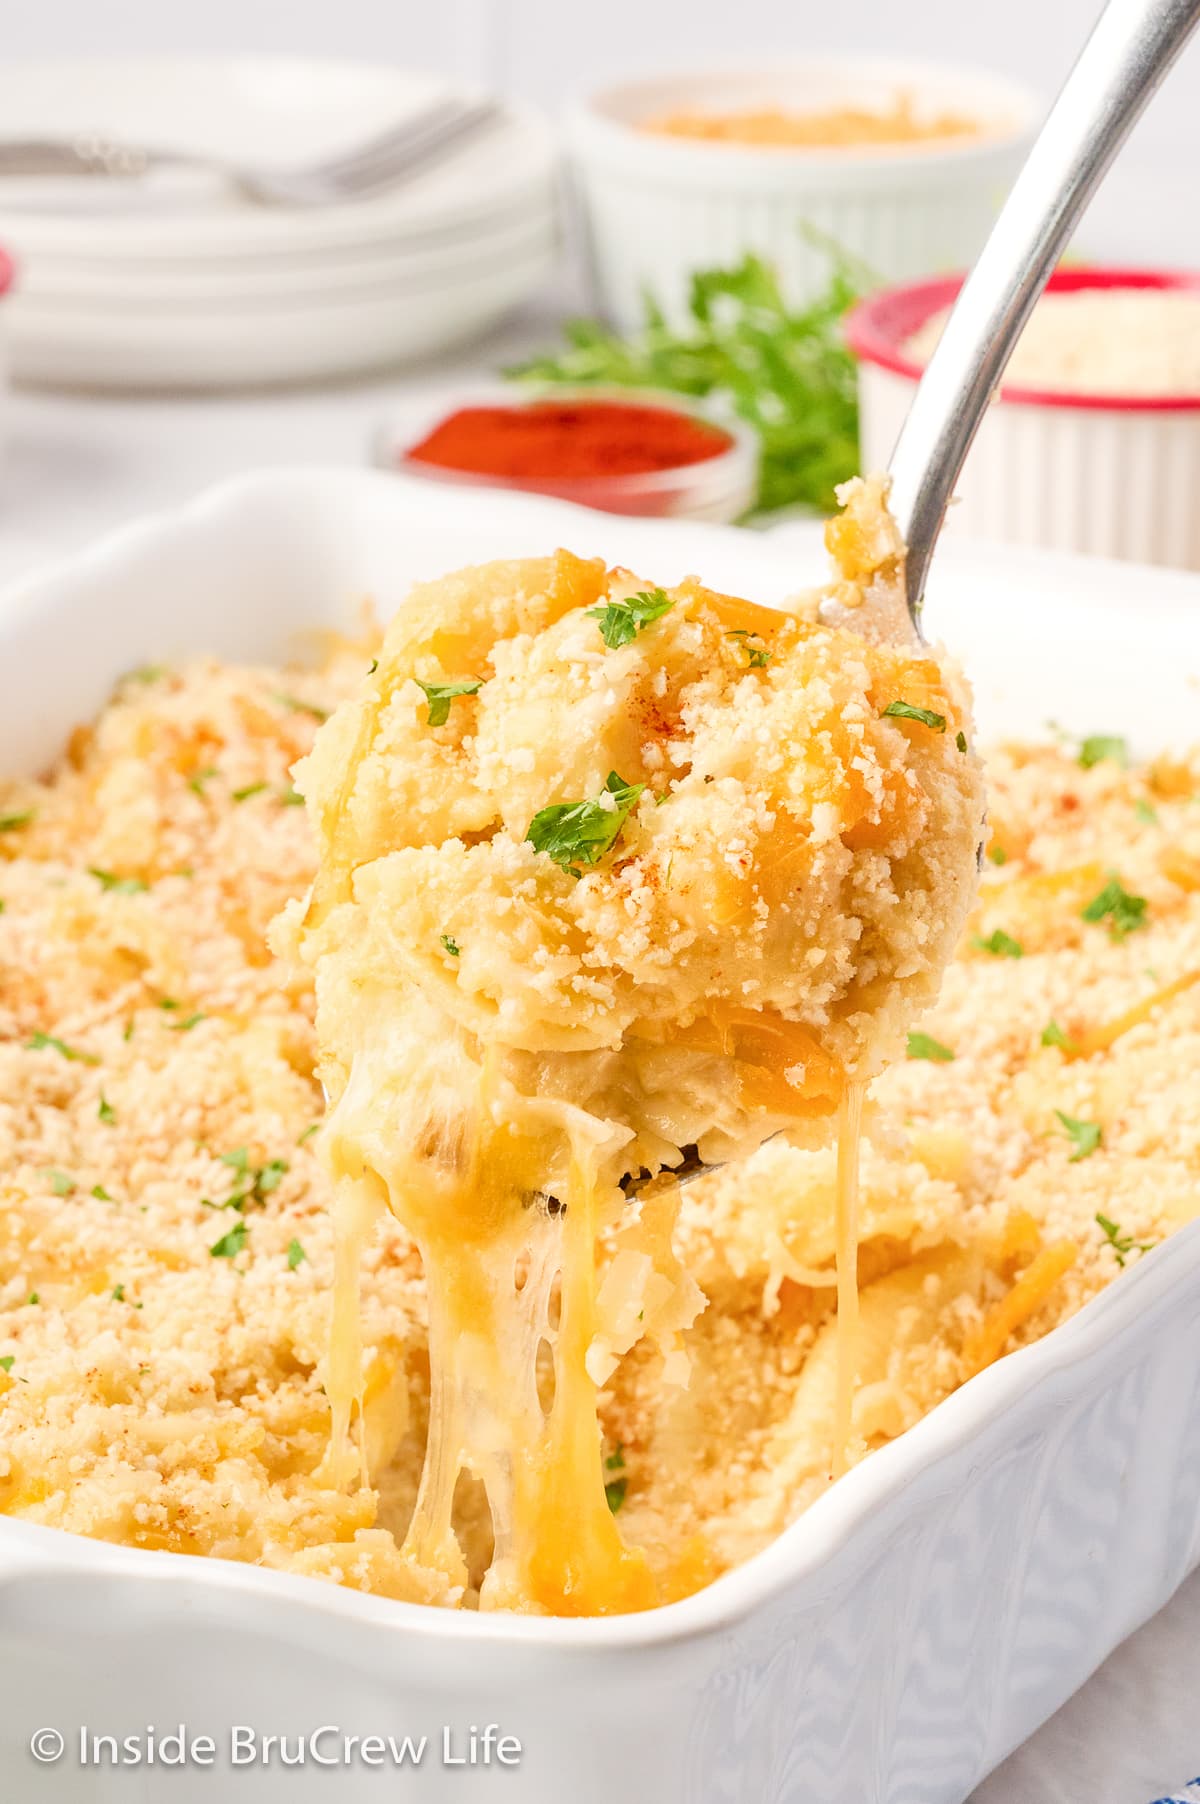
<box><xmin>832</xmin><ymin>1081</ymin><xmax>865</xmax><ymax>1479</ymax></box>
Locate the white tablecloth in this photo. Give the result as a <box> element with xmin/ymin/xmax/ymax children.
<box><xmin>2</xmin><ymin>305</ymin><xmax>1196</xmax><ymax>1804</ymax></box>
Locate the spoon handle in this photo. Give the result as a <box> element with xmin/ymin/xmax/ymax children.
<box><xmin>888</xmin><ymin>0</ymin><xmax>1200</xmax><ymax>622</ymax></box>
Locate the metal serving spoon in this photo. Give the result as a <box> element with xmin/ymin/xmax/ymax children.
<box><xmin>622</xmin><ymin>0</ymin><xmax>1200</xmax><ymax>1202</ymax></box>
<box><xmin>891</xmin><ymin>0</ymin><xmax>1200</xmax><ymax>633</ymax></box>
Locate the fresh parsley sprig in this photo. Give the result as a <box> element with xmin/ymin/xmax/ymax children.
<box><xmin>1081</xmin><ymin>878</ymin><xmax>1148</xmax><ymax>940</ymax></box>
<box><xmin>1055</xmin><ymin>1110</ymin><xmax>1102</xmax><ymax>1161</ymax></box>
<box><xmin>587</xmin><ymin>589</ymin><xmax>674</xmax><ymax>650</ymax></box>
<box><xmin>906</xmin><ymin>1031</ymin><xmax>955</xmax><ymax>1062</ymax></box>
<box><xmin>507</xmin><ymin>243</ymin><xmax>864</xmax><ymax>517</ymax></box>
<box><xmin>526</xmin><ymin>772</ymin><xmax>645</xmax><ymax>878</ymax></box>
<box><xmin>882</xmin><ymin>700</ymin><xmax>947</xmax><ymax>732</ymax></box>
<box><xmin>1095</xmin><ymin>1212</ymin><xmax>1154</xmax><ymax>1267</ymax></box>
<box><xmin>416</xmin><ymin>678</ymin><xmax>482</xmax><ymax>728</ymax></box>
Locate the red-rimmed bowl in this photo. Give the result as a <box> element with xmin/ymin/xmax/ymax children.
<box><xmin>848</xmin><ymin>266</ymin><xmax>1200</xmax><ymax>569</ymax></box>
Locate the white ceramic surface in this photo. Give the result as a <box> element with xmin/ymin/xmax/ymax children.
<box><xmin>1</xmin><ymin>470</ymin><xmax>1199</xmax><ymax>1804</ymax></box>
<box><xmin>567</xmin><ymin>61</ymin><xmax>1039</xmax><ymax>329</ymax></box>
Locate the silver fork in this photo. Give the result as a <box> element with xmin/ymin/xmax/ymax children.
<box><xmin>0</xmin><ymin>96</ymin><xmax>501</xmax><ymax>207</ymax></box>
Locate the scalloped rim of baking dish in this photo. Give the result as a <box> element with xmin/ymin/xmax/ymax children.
<box><xmin>1</xmin><ymin>467</ymin><xmax>1198</xmax><ymax>1654</ymax></box>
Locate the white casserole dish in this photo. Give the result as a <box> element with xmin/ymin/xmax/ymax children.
<box><xmin>1</xmin><ymin>469</ymin><xmax>1199</xmax><ymax>1804</ymax></box>
<box><xmin>567</xmin><ymin>61</ymin><xmax>1038</xmax><ymax>330</ymax></box>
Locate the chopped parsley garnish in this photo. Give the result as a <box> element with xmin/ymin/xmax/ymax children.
<box><xmin>287</xmin><ymin>1238</ymin><xmax>307</xmax><ymax>1270</ymax></box>
<box><xmin>725</xmin><ymin>629</ymin><xmax>772</xmax><ymax>669</ymax></box>
<box><xmin>1133</xmin><ymin>798</ymin><xmax>1159</xmax><ymax>825</ymax></box>
<box><xmin>1095</xmin><ymin>1212</ymin><xmax>1154</xmax><ymax>1268</ymax></box>
<box><xmin>956</xmin><ymin>731</ymin><xmax>968</xmax><ymax>753</ymax></box>
<box><xmin>987</xmin><ymin>846</ymin><xmax>1008</xmax><ymax>866</ymax></box>
<box><xmin>111</xmin><ymin>1284</ymin><xmax>125</xmax><ymax>1302</ymax></box>
<box><xmin>167</xmin><ymin>1012</ymin><xmax>206</xmax><ymax>1032</ymax></box>
<box><xmin>415</xmin><ymin>677</ymin><xmax>482</xmax><ymax>727</ymax></box>
<box><xmin>212</xmin><ymin>1148</ymin><xmax>287</xmax><ymax>1213</ymax></box>
<box><xmin>231</xmin><ymin>782</ymin><xmax>267</xmax><ymax>802</ymax></box>
<box><xmin>298</xmin><ymin>1124</ymin><xmax>320</xmax><ymax>1145</ymax></box>
<box><xmin>0</xmin><ymin>900</ymin><xmax>5</xmax><ymax>914</ymax></box>
<box><xmin>271</xmin><ymin>691</ymin><xmax>328</xmax><ymax>723</ymax></box>
<box><xmin>187</xmin><ymin>766</ymin><xmax>218</xmax><ymax>795</ymax></box>
<box><xmin>279</xmin><ymin>786</ymin><xmax>305</xmax><ymax>807</ymax></box>
<box><xmin>98</xmin><ymin>1094</ymin><xmax>116</xmax><ymax>1125</ymax></box>
<box><xmin>881</xmin><ymin>700</ymin><xmax>947</xmax><ymax>732</ymax></box>
<box><xmin>46</xmin><ymin>1169</ymin><xmax>75</xmax><ymax>1196</ymax></box>
<box><xmin>367</xmin><ymin>658</ymin><xmax>379</xmax><ymax>675</ymax></box>
<box><xmin>604</xmin><ymin>1444</ymin><xmax>627</xmax><ymax>1513</ymax></box>
<box><xmin>526</xmin><ymin>771</ymin><xmax>645</xmax><ymax>878</ymax></box>
<box><xmin>587</xmin><ymin>588</ymin><xmax>674</xmax><ymax>649</ymax></box>
<box><xmin>972</xmin><ymin>929</ymin><xmax>1023</xmax><ymax>958</ymax></box>
<box><xmin>1081</xmin><ymin>878</ymin><xmax>1148</xmax><ymax>940</ymax></box>
<box><xmin>0</xmin><ymin>1356</ymin><xmax>14</xmax><ymax>1374</ymax></box>
<box><xmin>1078</xmin><ymin>734</ymin><xmax>1128</xmax><ymax>770</ymax></box>
<box><xmin>0</xmin><ymin>811</ymin><xmax>34</xmax><ymax>833</ymax></box>
<box><xmin>27</xmin><ymin>1293</ymin><xmax>38</xmax><ymax>1306</ymax></box>
<box><xmin>1055</xmin><ymin>1110</ymin><xmax>1102</xmax><ymax>1162</ymax></box>
<box><xmin>210</xmin><ymin>1222</ymin><xmax>249</xmax><ymax>1260</ymax></box>
<box><xmin>26</xmin><ymin>1031</ymin><xmax>98</xmax><ymax>1065</ymax></box>
<box><xmin>1041</xmin><ymin>1020</ymin><xmax>1077</xmax><ymax>1053</ymax></box>
<box><xmin>129</xmin><ymin>664</ymin><xmax>166</xmax><ymax>685</ymax></box>
<box><xmin>88</xmin><ymin>867</ymin><xmax>148</xmax><ymax>893</ymax></box>
<box><xmin>906</xmin><ymin>1031</ymin><xmax>955</xmax><ymax>1062</ymax></box>
<box><xmin>440</xmin><ymin>934</ymin><xmax>461</xmax><ymax>957</ymax></box>
<box><xmin>91</xmin><ymin>1184</ymin><xmax>114</xmax><ymax>1202</ymax></box>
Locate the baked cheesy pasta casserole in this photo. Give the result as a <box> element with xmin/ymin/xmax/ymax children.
<box><xmin>0</xmin><ymin>484</ymin><xmax>1191</xmax><ymax>1615</ymax></box>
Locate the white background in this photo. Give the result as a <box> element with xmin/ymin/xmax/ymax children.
<box><xmin>2</xmin><ymin>0</ymin><xmax>1199</xmax><ymax>261</ymax></box>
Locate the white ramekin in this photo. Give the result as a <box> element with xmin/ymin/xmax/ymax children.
<box><xmin>850</xmin><ymin>267</ymin><xmax>1200</xmax><ymax>570</ymax></box>
<box><xmin>567</xmin><ymin>61</ymin><xmax>1039</xmax><ymax>329</ymax></box>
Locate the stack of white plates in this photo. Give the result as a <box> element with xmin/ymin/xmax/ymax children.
<box><xmin>0</xmin><ymin>60</ymin><xmax>560</xmax><ymax>390</ymax></box>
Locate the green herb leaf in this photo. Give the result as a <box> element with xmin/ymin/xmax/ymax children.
<box><xmin>279</xmin><ymin>786</ymin><xmax>305</xmax><ymax>807</ymax></box>
<box><xmin>367</xmin><ymin>658</ymin><xmax>379</xmax><ymax>675</ymax></box>
<box><xmin>129</xmin><ymin>664</ymin><xmax>166</xmax><ymax>685</ymax></box>
<box><xmin>415</xmin><ymin>677</ymin><xmax>482</xmax><ymax>728</ymax></box>
<box><xmin>255</xmin><ymin>1159</ymin><xmax>288</xmax><ymax>1196</ymax></box>
<box><xmin>231</xmin><ymin>782</ymin><xmax>268</xmax><ymax>802</ymax></box>
<box><xmin>0</xmin><ymin>811</ymin><xmax>34</xmax><ymax>833</ymax></box>
<box><xmin>46</xmin><ymin>1169</ymin><xmax>75</xmax><ymax>1196</ymax></box>
<box><xmin>0</xmin><ymin>1356</ymin><xmax>14</xmax><ymax>1374</ymax></box>
<box><xmin>507</xmin><ymin>245</ymin><xmax>865</xmax><ymax>517</ymax></box>
<box><xmin>1078</xmin><ymin>734</ymin><xmax>1129</xmax><ymax>770</ymax></box>
<box><xmin>91</xmin><ymin>1184</ymin><xmax>114</xmax><ymax>1202</ymax></box>
<box><xmin>1133</xmin><ymin>798</ymin><xmax>1159</xmax><ymax>825</ymax></box>
<box><xmin>972</xmin><ymin>929</ymin><xmax>1023</xmax><ymax>959</ymax></box>
<box><xmin>286</xmin><ymin>1238</ymin><xmax>307</xmax><ymax>1270</ymax></box>
<box><xmin>26</xmin><ymin>1293</ymin><xmax>38</xmax><ymax>1306</ymax></box>
<box><xmin>187</xmin><ymin>766</ymin><xmax>218</xmax><ymax>795</ymax></box>
<box><xmin>88</xmin><ymin>867</ymin><xmax>148</xmax><ymax>894</ymax></box>
<box><xmin>586</xmin><ymin>588</ymin><xmax>674</xmax><ymax>649</ymax></box>
<box><xmin>526</xmin><ymin>771</ymin><xmax>645</xmax><ymax>878</ymax></box>
<box><xmin>956</xmin><ymin>731</ymin><xmax>968</xmax><ymax>754</ymax></box>
<box><xmin>906</xmin><ymin>1031</ymin><xmax>955</xmax><ymax>1062</ymax></box>
<box><xmin>1081</xmin><ymin>878</ymin><xmax>1148</xmax><ymax>940</ymax></box>
<box><xmin>604</xmin><ymin>1444</ymin><xmax>625</xmax><ymax>1472</ymax></box>
<box><xmin>111</xmin><ymin>1284</ymin><xmax>125</xmax><ymax>1302</ymax></box>
<box><xmin>210</xmin><ymin>1222</ymin><xmax>249</xmax><ymax>1260</ymax></box>
<box><xmin>440</xmin><ymin>934</ymin><xmax>461</xmax><ymax>957</ymax></box>
<box><xmin>1095</xmin><ymin>1211</ymin><xmax>1154</xmax><ymax>1268</ymax></box>
<box><xmin>26</xmin><ymin>1031</ymin><xmax>98</xmax><ymax>1065</ymax></box>
<box><xmin>98</xmin><ymin>1093</ymin><xmax>116</xmax><ymax>1125</ymax></box>
<box><xmin>1040</xmin><ymin>1020</ymin><xmax>1077</xmax><ymax>1053</ymax></box>
<box><xmin>1055</xmin><ymin>1110</ymin><xmax>1102</xmax><ymax>1161</ymax></box>
<box><xmin>298</xmin><ymin>1124</ymin><xmax>320</xmax><ymax>1146</ymax></box>
<box><xmin>881</xmin><ymin>700</ymin><xmax>947</xmax><ymax>732</ymax></box>
<box><xmin>271</xmin><ymin>691</ymin><xmax>328</xmax><ymax>723</ymax></box>
<box><xmin>987</xmin><ymin>846</ymin><xmax>1009</xmax><ymax>866</ymax></box>
<box><xmin>221</xmin><ymin>1147</ymin><xmax>249</xmax><ymax>1174</ymax></box>
<box><xmin>167</xmin><ymin>1012</ymin><xmax>206</xmax><ymax>1032</ymax></box>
